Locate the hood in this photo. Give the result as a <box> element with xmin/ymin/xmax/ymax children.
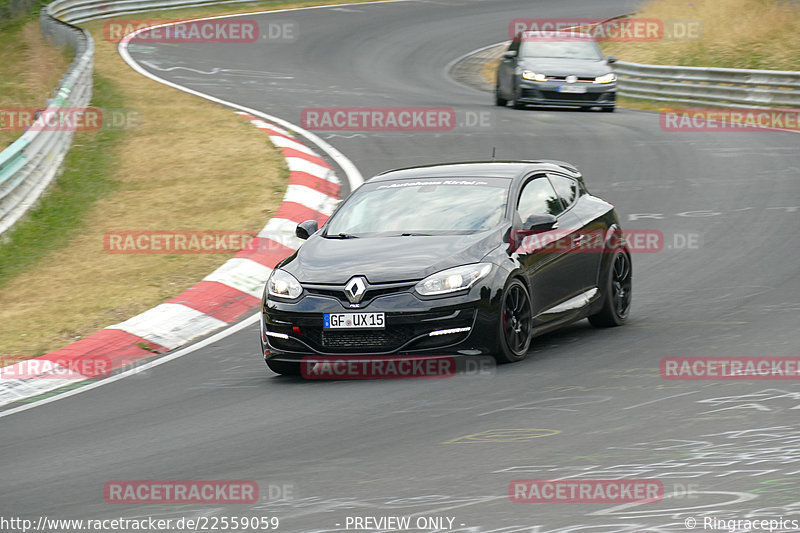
<box><xmin>281</xmin><ymin>230</ymin><xmax>504</xmax><ymax>284</ymax></box>
<box><xmin>519</xmin><ymin>57</ymin><xmax>610</xmax><ymax>78</ymax></box>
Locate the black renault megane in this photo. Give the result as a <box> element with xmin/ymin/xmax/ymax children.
<box><xmin>260</xmin><ymin>161</ymin><xmax>631</xmax><ymax>375</ymax></box>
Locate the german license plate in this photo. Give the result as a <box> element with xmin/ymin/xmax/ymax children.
<box><xmin>324</xmin><ymin>312</ymin><xmax>385</xmax><ymax>329</ymax></box>
<box><xmin>558</xmin><ymin>85</ymin><xmax>587</xmax><ymax>93</ymax></box>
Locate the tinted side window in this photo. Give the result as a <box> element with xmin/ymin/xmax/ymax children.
<box><xmin>517</xmin><ymin>176</ymin><xmax>563</xmax><ymax>223</ymax></box>
<box><xmin>548</xmin><ymin>174</ymin><xmax>579</xmax><ymax>209</ymax></box>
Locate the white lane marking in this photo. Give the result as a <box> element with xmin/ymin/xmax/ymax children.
<box><xmin>286</xmin><ymin>157</ymin><xmax>339</xmax><ymax>183</ymax></box>
<box><xmin>258</xmin><ymin>217</ymin><xmax>305</xmax><ymax>249</ymax></box>
<box><xmin>139</xmin><ymin>61</ymin><xmax>294</xmax><ymax>79</ymax></box>
<box><xmin>0</xmin><ymin>314</ymin><xmax>259</xmax><ymax>419</ymax></box>
<box><xmin>0</xmin><ymin>361</ymin><xmax>87</xmax><ymax>407</ymax></box>
<box><xmin>138</xmin><ymin>62</ymin><xmax>223</xmax><ymax>74</ymax></box>
<box><xmin>203</xmin><ymin>257</ymin><xmax>272</xmax><ymax>298</ymax></box>
<box><xmin>622</xmin><ymin>390</ymin><xmax>701</xmax><ymax>410</ymax></box>
<box><xmin>268</xmin><ymin>135</ymin><xmax>316</xmax><ymax>155</ymax></box>
<box><xmin>284</xmin><ymin>184</ymin><xmax>340</xmax><ymax>215</ymax></box>
<box><xmin>241</xmin><ymin>117</ymin><xmax>294</xmax><ymax>138</ymax></box>
<box><xmin>110</xmin><ymin>303</ymin><xmax>228</xmax><ymax>350</ymax></box>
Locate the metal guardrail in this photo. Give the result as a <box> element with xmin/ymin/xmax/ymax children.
<box><xmin>0</xmin><ymin>0</ymin><xmax>266</xmax><ymax>236</ymax></box>
<box><xmin>3</xmin><ymin>3</ymin><xmax>800</xmax><ymax>235</ymax></box>
<box><xmin>0</xmin><ymin>11</ymin><xmax>93</xmax><ymax>235</ymax></box>
<box><xmin>614</xmin><ymin>61</ymin><xmax>800</xmax><ymax>108</ymax></box>
<box><xmin>49</xmin><ymin>0</ymin><xmax>268</xmax><ymax>24</ymax></box>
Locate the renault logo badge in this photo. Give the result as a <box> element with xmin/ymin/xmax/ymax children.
<box><xmin>344</xmin><ymin>276</ymin><xmax>367</xmax><ymax>304</ymax></box>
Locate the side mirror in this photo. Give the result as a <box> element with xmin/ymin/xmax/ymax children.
<box><xmin>524</xmin><ymin>213</ymin><xmax>558</xmax><ymax>232</ymax></box>
<box><xmin>606</xmin><ymin>55</ymin><xmax>618</xmax><ymax>64</ymax></box>
<box><xmin>508</xmin><ymin>214</ymin><xmax>559</xmax><ymax>252</ymax></box>
<box><xmin>503</xmin><ymin>50</ymin><xmax>518</xmax><ymax>59</ymax></box>
<box><xmin>295</xmin><ymin>220</ymin><xmax>319</xmax><ymax>240</ymax></box>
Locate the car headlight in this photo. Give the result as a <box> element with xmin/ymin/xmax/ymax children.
<box><xmin>415</xmin><ymin>263</ymin><xmax>492</xmax><ymax>296</ymax></box>
<box><xmin>267</xmin><ymin>269</ymin><xmax>303</xmax><ymax>300</ymax></box>
<box><xmin>594</xmin><ymin>73</ymin><xmax>617</xmax><ymax>84</ymax></box>
<box><xmin>522</xmin><ymin>70</ymin><xmax>547</xmax><ymax>82</ymax></box>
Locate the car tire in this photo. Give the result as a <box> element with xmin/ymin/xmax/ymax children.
<box><xmin>588</xmin><ymin>249</ymin><xmax>632</xmax><ymax>327</ymax></box>
<box><xmin>266</xmin><ymin>359</ymin><xmax>301</xmax><ymax>376</ymax></box>
<box><xmin>602</xmin><ymin>106</ymin><xmax>616</xmax><ymax>113</ymax></box>
<box><xmin>511</xmin><ymin>83</ymin><xmax>525</xmax><ymax>109</ymax></box>
<box><xmin>493</xmin><ymin>278</ymin><xmax>533</xmax><ymax>363</ymax></box>
<box><xmin>495</xmin><ymin>84</ymin><xmax>508</xmax><ymax>107</ymax></box>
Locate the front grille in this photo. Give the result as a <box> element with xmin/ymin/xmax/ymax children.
<box><xmin>545</xmin><ymin>76</ymin><xmax>594</xmax><ymax>82</ymax></box>
<box><xmin>539</xmin><ymin>91</ymin><xmax>603</xmax><ymax>102</ymax></box>
<box><xmin>313</xmin><ymin>328</ymin><xmax>414</xmax><ymax>352</ymax></box>
<box><xmin>304</xmin><ymin>283</ymin><xmax>414</xmax><ymax>304</ymax></box>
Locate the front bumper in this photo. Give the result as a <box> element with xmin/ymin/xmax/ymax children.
<box><xmin>517</xmin><ymin>79</ymin><xmax>616</xmax><ymax>107</ymax></box>
<box><xmin>260</xmin><ymin>282</ymin><xmax>502</xmax><ymax>361</ymax></box>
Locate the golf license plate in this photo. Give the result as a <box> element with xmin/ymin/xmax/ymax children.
<box><xmin>324</xmin><ymin>312</ymin><xmax>385</xmax><ymax>329</ymax></box>
<box><xmin>558</xmin><ymin>85</ymin><xmax>587</xmax><ymax>93</ymax></box>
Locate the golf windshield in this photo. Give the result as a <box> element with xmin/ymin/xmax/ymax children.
<box><xmin>520</xmin><ymin>40</ymin><xmax>603</xmax><ymax>60</ymax></box>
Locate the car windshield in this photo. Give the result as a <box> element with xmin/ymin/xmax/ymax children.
<box><xmin>519</xmin><ymin>40</ymin><xmax>603</xmax><ymax>60</ymax></box>
<box><xmin>324</xmin><ymin>177</ymin><xmax>510</xmax><ymax>237</ymax></box>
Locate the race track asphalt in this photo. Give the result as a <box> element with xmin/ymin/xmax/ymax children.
<box><xmin>2</xmin><ymin>1</ymin><xmax>799</xmax><ymax>531</ymax></box>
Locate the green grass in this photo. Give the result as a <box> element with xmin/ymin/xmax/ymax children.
<box><xmin>0</xmin><ymin>73</ymin><xmax>125</xmax><ymax>288</ymax></box>
<box><xmin>0</xmin><ymin>0</ymin><xmax>49</xmax><ymax>32</ymax></box>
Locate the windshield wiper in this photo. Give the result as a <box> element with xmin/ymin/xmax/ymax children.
<box><xmin>325</xmin><ymin>232</ymin><xmax>360</xmax><ymax>239</ymax></box>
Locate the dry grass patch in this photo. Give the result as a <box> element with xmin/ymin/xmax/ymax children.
<box><xmin>0</xmin><ymin>19</ymin><xmax>286</xmax><ymax>356</ymax></box>
<box><xmin>482</xmin><ymin>58</ymin><xmax>499</xmax><ymax>86</ymax></box>
<box><xmin>601</xmin><ymin>0</ymin><xmax>800</xmax><ymax>70</ymax></box>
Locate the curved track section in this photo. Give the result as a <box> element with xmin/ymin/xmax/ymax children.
<box><xmin>2</xmin><ymin>1</ymin><xmax>799</xmax><ymax>531</ymax></box>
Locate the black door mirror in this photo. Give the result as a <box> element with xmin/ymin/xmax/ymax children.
<box><xmin>524</xmin><ymin>213</ymin><xmax>558</xmax><ymax>232</ymax></box>
<box><xmin>508</xmin><ymin>214</ymin><xmax>559</xmax><ymax>252</ymax></box>
<box><xmin>503</xmin><ymin>50</ymin><xmax>518</xmax><ymax>59</ymax></box>
<box><xmin>295</xmin><ymin>220</ymin><xmax>319</xmax><ymax>240</ymax></box>
<box><xmin>606</xmin><ymin>55</ymin><xmax>618</xmax><ymax>64</ymax></box>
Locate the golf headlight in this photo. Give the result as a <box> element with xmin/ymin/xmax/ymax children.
<box><xmin>594</xmin><ymin>73</ymin><xmax>617</xmax><ymax>84</ymax></box>
<box><xmin>267</xmin><ymin>269</ymin><xmax>303</xmax><ymax>299</ymax></box>
<box><xmin>522</xmin><ymin>70</ymin><xmax>547</xmax><ymax>82</ymax></box>
<box><xmin>415</xmin><ymin>263</ymin><xmax>492</xmax><ymax>296</ymax></box>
